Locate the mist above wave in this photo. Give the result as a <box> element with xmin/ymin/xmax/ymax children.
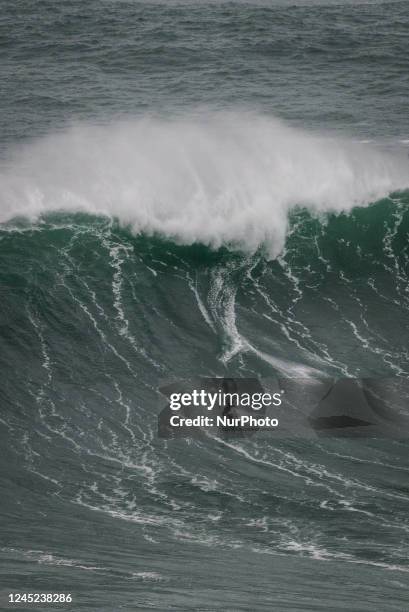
<box><xmin>1</xmin><ymin>113</ymin><xmax>408</xmax><ymax>256</ymax></box>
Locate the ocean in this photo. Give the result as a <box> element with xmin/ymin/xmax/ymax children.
<box><xmin>1</xmin><ymin>1</ymin><xmax>409</xmax><ymax>610</ymax></box>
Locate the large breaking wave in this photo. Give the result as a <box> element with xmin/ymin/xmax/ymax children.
<box><xmin>2</xmin><ymin>114</ymin><xmax>409</xmax><ymax>598</ymax></box>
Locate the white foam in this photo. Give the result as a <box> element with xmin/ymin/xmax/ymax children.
<box><xmin>1</xmin><ymin>113</ymin><xmax>408</xmax><ymax>257</ymax></box>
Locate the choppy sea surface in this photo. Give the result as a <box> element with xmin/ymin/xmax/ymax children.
<box><xmin>1</xmin><ymin>1</ymin><xmax>409</xmax><ymax>610</ymax></box>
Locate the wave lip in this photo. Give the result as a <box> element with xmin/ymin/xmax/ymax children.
<box><xmin>1</xmin><ymin>113</ymin><xmax>408</xmax><ymax>257</ymax></box>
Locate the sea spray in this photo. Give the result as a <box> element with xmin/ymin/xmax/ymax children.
<box><xmin>1</xmin><ymin>113</ymin><xmax>408</xmax><ymax>257</ymax></box>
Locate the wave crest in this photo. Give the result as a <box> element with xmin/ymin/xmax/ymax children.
<box><xmin>1</xmin><ymin>113</ymin><xmax>408</xmax><ymax>256</ymax></box>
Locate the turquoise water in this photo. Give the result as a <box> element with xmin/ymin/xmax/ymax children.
<box><xmin>1</xmin><ymin>1</ymin><xmax>409</xmax><ymax>610</ymax></box>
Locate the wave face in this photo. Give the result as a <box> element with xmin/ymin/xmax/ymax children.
<box><xmin>1</xmin><ymin>189</ymin><xmax>409</xmax><ymax>609</ymax></box>
<box><xmin>1</xmin><ymin>115</ymin><xmax>408</xmax><ymax>256</ymax></box>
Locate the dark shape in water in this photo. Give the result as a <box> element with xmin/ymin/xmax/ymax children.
<box><xmin>310</xmin><ymin>415</ymin><xmax>372</xmax><ymax>430</ymax></box>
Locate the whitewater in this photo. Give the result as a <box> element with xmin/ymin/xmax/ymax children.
<box><xmin>1</xmin><ymin>114</ymin><xmax>408</xmax><ymax>256</ymax></box>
